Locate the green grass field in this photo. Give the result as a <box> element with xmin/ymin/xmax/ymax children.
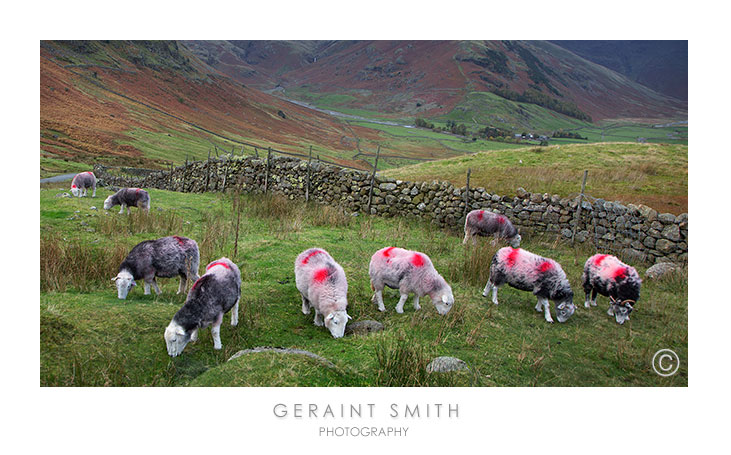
<box><xmin>40</xmin><ymin>184</ymin><xmax>687</xmax><ymax>386</ymax></box>
<box><xmin>382</xmin><ymin>142</ymin><xmax>688</xmax><ymax>214</ymax></box>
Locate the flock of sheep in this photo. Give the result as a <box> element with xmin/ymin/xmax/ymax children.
<box><xmin>67</xmin><ymin>171</ymin><xmax>643</xmax><ymax>357</ymax></box>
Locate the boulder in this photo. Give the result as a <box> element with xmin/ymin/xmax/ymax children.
<box><xmin>344</xmin><ymin>320</ymin><xmax>384</xmax><ymax>336</ymax></box>
<box><xmin>646</xmin><ymin>262</ymin><xmax>682</xmax><ymax>279</ymax></box>
<box><xmin>427</xmin><ymin>356</ymin><xmax>468</xmax><ymax>373</ymax></box>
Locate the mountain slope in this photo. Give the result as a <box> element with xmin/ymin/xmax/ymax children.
<box><xmin>40</xmin><ymin>40</ymin><xmax>386</xmax><ymax>169</ymax></box>
<box><xmin>185</xmin><ymin>40</ymin><xmax>687</xmax><ymax>123</ymax></box>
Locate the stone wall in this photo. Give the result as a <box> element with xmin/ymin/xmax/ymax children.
<box><xmin>94</xmin><ymin>156</ymin><xmax>687</xmax><ymax>265</ymax></box>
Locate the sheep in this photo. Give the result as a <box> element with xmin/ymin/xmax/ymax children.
<box><xmin>369</xmin><ymin>246</ymin><xmax>454</xmax><ymax>315</ymax></box>
<box><xmin>70</xmin><ymin>171</ymin><xmax>97</xmax><ymax>198</ymax></box>
<box><xmin>112</xmin><ymin>235</ymin><xmax>200</xmax><ymax>300</ymax></box>
<box><xmin>294</xmin><ymin>248</ymin><xmax>351</xmax><ymax>338</ymax></box>
<box><xmin>582</xmin><ymin>254</ymin><xmax>641</xmax><ymax>325</ymax></box>
<box><xmin>463</xmin><ymin>209</ymin><xmax>521</xmax><ymax>247</ymax></box>
<box><xmin>165</xmin><ymin>257</ymin><xmax>241</xmax><ymax>357</ymax></box>
<box><xmin>483</xmin><ymin>247</ymin><xmax>575</xmax><ymax>323</ymax></box>
<box><xmin>103</xmin><ymin>188</ymin><xmax>151</xmax><ymax>214</ymax></box>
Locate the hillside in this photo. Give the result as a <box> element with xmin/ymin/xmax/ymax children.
<box><xmin>382</xmin><ymin>142</ymin><xmax>688</xmax><ymax>214</ymax></box>
<box><xmin>40</xmin><ymin>40</ymin><xmax>388</xmax><ymax>170</ymax></box>
<box><xmin>186</xmin><ymin>40</ymin><xmax>688</xmax><ymax>123</ymax></box>
<box><xmin>550</xmin><ymin>40</ymin><xmax>688</xmax><ymax>102</ymax></box>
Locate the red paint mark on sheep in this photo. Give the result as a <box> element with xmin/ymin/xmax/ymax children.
<box><xmin>173</xmin><ymin>236</ymin><xmax>186</xmax><ymax>246</ymax></box>
<box><xmin>301</xmin><ymin>250</ymin><xmax>322</xmax><ymax>265</ymax></box>
<box><xmin>313</xmin><ymin>268</ymin><xmax>329</xmax><ymax>283</ymax></box>
<box><xmin>497</xmin><ymin>215</ymin><xmax>506</xmax><ymax>224</ymax></box>
<box><xmin>477</xmin><ymin>211</ymin><xmax>484</xmax><ymax>221</ymax></box>
<box><xmin>613</xmin><ymin>267</ymin><xmax>628</xmax><ymax>281</ymax></box>
<box><xmin>206</xmin><ymin>261</ymin><xmax>230</xmax><ymax>271</ymax></box>
<box><xmin>71</xmin><ymin>184</ymin><xmax>77</xmax><ymax>188</ymax></box>
<box><xmin>593</xmin><ymin>254</ymin><xmax>609</xmax><ymax>267</ymax></box>
<box><xmin>382</xmin><ymin>247</ymin><xmax>396</xmax><ymax>258</ymax></box>
<box><xmin>538</xmin><ymin>261</ymin><xmax>553</xmax><ymax>273</ymax></box>
<box><xmin>411</xmin><ymin>253</ymin><xmax>425</xmax><ymax>267</ymax></box>
<box><xmin>505</xmin><ymin>248</ymin><xmax>520</xmax><ymax>268</ymax></box>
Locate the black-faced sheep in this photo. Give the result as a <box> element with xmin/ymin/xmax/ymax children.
<box><xmin>113</xmin><ymin>235</ymin><xmax>200</xmax><ymax>300</ymax></box>
<box><xmin>369</xmin><ymin>246</ymin><xmax>454</xmax><ymax>315</ymax></box>
<box><xmin>463</xmin><ymin>209</ymin><xmax>521</xmax><ymax>247</ymax></box>
<box><xmin>582</xmin><ymin>254</ymin><xmax>641</xmax><ymax>325</ymax></box>
<box><xmin>294</xmin><ymin>248</ymin><xmax>351</xmax><ymax>338</ymax></box>
<box><xmin>165</xmin><ymin>257</ymin><xmax>241</xmax><ymax>356</ymax></box>
<box><xmin>483</xmin><ymin>247</ymin><xmax>575</xmax><ymax>323</ymax></box>
<box><xmin>70</xmin><ymin>172</ymin><xmax>97</xmax><ymax>198</ymax></box>
<box><xmin>104</xmin><ymin>188</ymin><xmax>151</xmax><ymax>214</ymax></box>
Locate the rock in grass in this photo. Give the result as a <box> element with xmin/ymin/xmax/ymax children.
<box><xmin>645</xmin><ymin>262</ymin><xmax>682</xmax><ymax>279</ymax></box>
<box><xmin>344</xmin><ymin>320</ymin><xmax>384</xmax><ymax>336</ymax></box>
<box><xmin>228</xmin><ymin>346</ymin><xmax>335</xmax><ymax>368</ymax></box>
<box><xmin>427</xmin><ymin>356</ymin><xmax>468</xmax><ymax>373</ymax></box>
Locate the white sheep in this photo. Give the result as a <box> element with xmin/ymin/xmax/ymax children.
<box><xmin>369</xmin><ymin>246</ymin><xmax>454</xmax><ymax>315</ymax></box>
<box><xmin>294</xmin><ymin>248</ymin><xmax>351</xmax><ymax>338</ymax></box>
<box><xmin>582</xmin><ymin>254</ymin><xmax>642</xmax><ymax>324</ymax></box>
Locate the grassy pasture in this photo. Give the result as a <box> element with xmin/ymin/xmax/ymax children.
<box><xmin>40</xmin><ymin>185</ymin><xmax>687</xmax><ymax>387</ymax></box>
<box><xmin>382</xmin><ymin>142</ymin><xmax>688</xmax><ymax>214</ymax></box>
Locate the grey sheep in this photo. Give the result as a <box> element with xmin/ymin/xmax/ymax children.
<box><xmin>463</xmin><ymin>209</ymin><xmax>521</xmax><ymax>247</ymax></box>
<box><xmin>582</xmin><ymin>254</ymin><xmax>641</xmax><ymax>324</ymax></box>
<box><xmin>70</xmin><ymin>172</ymin><xmax>97</xmax><ymax>198</ymax></box>
<box><xmin>112</xmin><ymin>235</ymin><xmax>200</xmax><ymax>299</ymax></box>
<box><xmin>165</xmin><ymin>257</ymin><xmax>241</xmax><ymax>357</ymax></box>
<box><xmin>104</xmin><ymin>188</ymin><xmax>151</xmax><ymax>214</ymax></box>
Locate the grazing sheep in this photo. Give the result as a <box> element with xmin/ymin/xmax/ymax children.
<box><xmin>582</xmin><ymin>254</ymin><xmax>641</xmax><ymax>325</ymax></box>
<box><xmin>369</xmin><ymin>246</ymin><xmax>454</xmax><ymax>315</ymax></box>
<box><xmin>463</xmin><ymin>209</ymin><xmax>521</xmax><ymax>247</ymax></box>
<box><xmin>103</xmin><ymin>188</ymin><xmax>151</xmax><ymax>214</ymax></box>
<box><xmin>294</xmin><ymin>248</ymin><xmax>351</xmax><ymax>338</ymax></box>
<box><xmin>483</xmin><ymin>247</ymin><xmax>575</xmax><ymax>323</ymax></box>
<box><xmin>70</xmin><ymin>172</ymin><xmax>97</xmax><ymax>198</ymax></box>
<box><xmin>112</xmin><ymin>235</ymin><xmax>200</xmax><ymax>300</ymax></box>
<box><xmin>165</xmin><ymin>257</ymin><xmax>241</xmax><ymax>357</ymax></box>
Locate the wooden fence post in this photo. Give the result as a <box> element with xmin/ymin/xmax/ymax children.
<box><xmin>264</xmin><ymin>147</ymin><xmax>272</xmax><ymax>194</ymax></box>
<box><xmin>183</xmin><ymin>155</ymin><xmax>189</xmax><ymax>192</ymax></box>
<box><xmin>306</xmin><ymin>145</ymin><xmax>313</xmax><ymax>202</ymax></box>
<box><xmin>169</xmin><ymin>163</ymin><xmax>173</xmax><ymax>190</ymax></box>
<box><xmin>463</xmin><ymin>168</ymin><xmax>471</xmax><ymax>220</ymax></box>
<box><xmin>222</xmin><ymin>158</ymin><xmax>228</xmax><ymax>193</ymax></box>
<box><xmin>367</xmin><ymin>145</ymin><xmax>381</xmax><ymax>214</ymax></box>
<box><xmin>206</xmin><ymin>149</ymin><xmax>211</xmax><ymax>191</ymax></box>
<box><xmin>572</xmin><ymin>170</ymin><xmax>589</xmax><ymax>245</ymax></box>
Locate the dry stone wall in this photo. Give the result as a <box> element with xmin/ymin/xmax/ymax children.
<box><xmin>94</xmin><ymin>156</ymin><xmax>687</xmax><ymax>265</ymax></box>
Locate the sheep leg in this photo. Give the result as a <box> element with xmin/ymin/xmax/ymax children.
<box><xmin>143</xmin><ymin>281</ymin><xmax>151</xmax><ymax>295</ymax></box>
<box><xmin>151</xmin><ymin>279</ymin><xmax>162</xmax><ymax>295</ymax></box>
<box><xmin>413</xmin><ymin>295</ymin><xmax>421</xmax><ymax>311</ymax></box>
<box><xmin>126</xmin><ymin>206</ymin><xmax>131</xmax><ymax>215</ymax></box>
<box><xmin>607</xmin><ymin>306</ymin><xmax>615</xmax><ymax>316</ymax></box>
<box><xmin>584</xmin><ymin>292</ymin><xmax>592</xmax><ymax>308</ymax></box>
<box><xmin>119</xmin><ymin>204</ymin><xmax>125</xmax><ymax>215</ymax></box>
<box><xmin>301</xmin><ymin>294</ymin><xmax>311</xmax><ymax>314</ymax></box>
<box><xmin>483</xmin><ymin>280</ymin><xmax>499</xmax><ymax>305</ymax></box>
<box><xmin>314</xmin><ymin>308</ymin><xmax>324</xmax><ymax>326</ymax></box>
<box><xmin>591</xmin><ymin>290</ymin><xmax>598</xmax><ymax>307</ymax></box>
<box><xmin>190</xmin><ymin>328</ymin><xmax>198</xmax><ymax>342</ymax></box>
<box><xmin>177</xmin><ymin>275</ymin><xmax>187</xmax><ymax>295</ymax></box>
<box><xmin>395</xmin><ymin>294</ymin><xmax>409</xmax><ymax>314</ymax></box>
<box><xmin>373</xmin><ymin>289</ymin><xmax>386</xmax><ymax>312</ymax></box>
<box><xmin>482</xmin><ymin>280</ymin><xmax>493</xmax><ymax>298</ymax></box>
<box><xmin>92</xmin><ymin>186</ymin><xmax>96</xmax><ymax>198</ymax></box>
<box><xmin>211</xmin><ymin>313</ymin><xmax>224</xmax><ymax>350</ymax></box>
<box><xmin>535</xmin><ymin>300</ymin><xmax>544</xmax><ymax>312</ymax></box>
<box><xmin>462</xmin><ymin>230</ymin><xmax>470</xmax><ymax>245</ymax></box>
<box><xmin>231</xmin><ymin>298</ymin><xmax>239</xmax><ymax>326</ymax></box>
<box><xmin>542</xmin><ymin>299</ymin><xmax>554</xmax><ymax>323</ymax></box>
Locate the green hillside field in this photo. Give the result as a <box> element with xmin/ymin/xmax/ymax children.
<box><xmin>40</xmin><ymin>185</ymin><xmax>687</xmax><ymax>386</ymax></box>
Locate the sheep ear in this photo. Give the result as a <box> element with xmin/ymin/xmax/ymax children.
<box><xmin>131</xmin><ymin>280</ymin><xmax>137</xmax><ymax>287</ymax></box>
<box><xmin>111</xmin><ymin>276</ymin><xmax>118</xmax><ymax>282</ymax></box>
<box><xmin>442</xmin><ymin>295</ymin><xmax>448</xmax><ymax>303</ymax></box>
<box><xmin>326</xmin><ymin>313</ymin><xmax>334</xmax><ymax>321</ymax></box>
<box><xmin>346</xmin><ymin>313</ymin><xmax>352</xmax><ymax>320</ymax></box>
